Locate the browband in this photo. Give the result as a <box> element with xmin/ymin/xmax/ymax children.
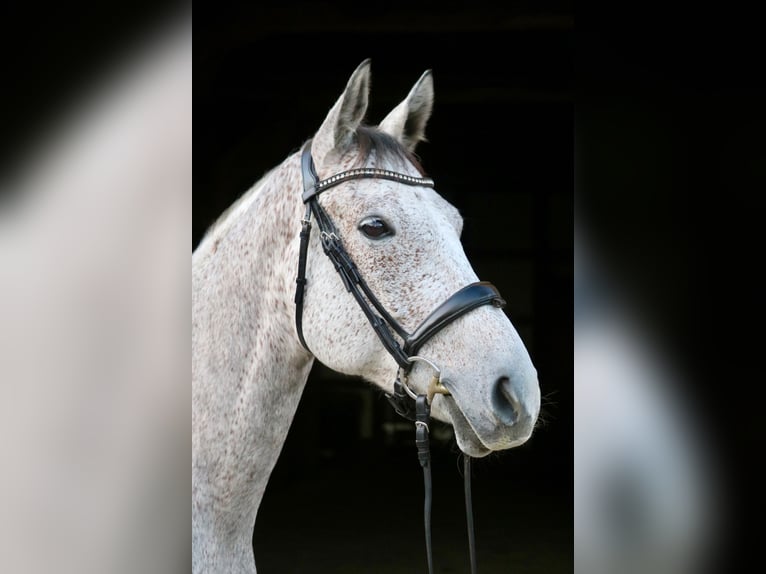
<box><xmin>301</xmin><ymin>149</ymin><xmax>435</xmax><ymax>203</ymax></box>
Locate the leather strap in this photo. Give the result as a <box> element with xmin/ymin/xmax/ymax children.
<box><xmin>415</xmin><ymin>395</ymin><xmax>477</xmax><ymax>574</ymax></box>
<box><xmin>301</xmin><ymin>139</ymin><xmax>320</xmax><ymax>197</ymax></box>
<box><xmin>294</xmin><ymin>206</ymin><xmax>313</xmax><ymax>352</ymax></box>
<box><xmin>415</xmin><ymin>396</ymin><xmax>435</xmax><ymax>574</ymax></box>
<box><xmin>464</xmin><ymin>456</ymin><xmax>478</xmax><ymax>574</ymax></box>
<box><xmin>404</xmin><ymin>282</ymin><xmax>506</xmax><ymax>357</ymax></box>
<box><xmin>385</xmin><ymin>378</ymin><xmax>418</xmax><ymax>421</ymax></box>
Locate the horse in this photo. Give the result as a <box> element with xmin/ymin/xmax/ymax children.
<box><xmin>192</xmin><ymin>59</ymin><xmax>541</xmax><ymax>573</ymax></box>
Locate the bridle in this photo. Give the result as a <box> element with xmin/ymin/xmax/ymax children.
<box><xmin>295</xmin><ymin>138</ymin><xmax>504</xmax><ymax>573</ymax></box>
<box><xmin>294</xmin><ymin>138</ymin><xmax>506</xmax><ymax>573</ymax></box>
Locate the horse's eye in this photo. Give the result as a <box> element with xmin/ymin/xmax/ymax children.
<box><xmin>358</xmin><ymin>217</ymin><xmax>393</xmax><ymax>239</ymax></box>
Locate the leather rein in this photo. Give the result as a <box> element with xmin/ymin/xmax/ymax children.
<box><xmin>294</xmin><ymin>138</ymin><xmax>504</xmax><ymax>573</ymax></box>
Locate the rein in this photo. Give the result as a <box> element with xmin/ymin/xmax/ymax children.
<box><xmin>294</xmin><ymin>138</ymin><xmax>504</xmax><ymax>573</ymax></box>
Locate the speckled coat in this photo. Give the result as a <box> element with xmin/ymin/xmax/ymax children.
<box><xmin>192</xmin><ymin>60</ymin><xmax>540</xmax><ymax>573</ymax></box>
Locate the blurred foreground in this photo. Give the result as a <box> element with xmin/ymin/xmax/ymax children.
<box><xmin>0</xmin><ymin>11</ymin><xmax>191</xmax><ymax>574</ymax></box>
<box><xmin>574</xmin><ymin>227</ymin><xmax>722</xmax><ymax>574</ymax></box>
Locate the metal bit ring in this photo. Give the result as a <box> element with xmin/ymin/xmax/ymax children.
<box><xmin>401</xmin><ymin>356</ymin><xmax>451</xmax><ymax>403</ymax></box>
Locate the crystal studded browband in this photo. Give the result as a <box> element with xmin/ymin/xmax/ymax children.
<box><xmin>301</xmin><ymin>167</ymin><xmax>435</xmax><ymax>203</ymax></box>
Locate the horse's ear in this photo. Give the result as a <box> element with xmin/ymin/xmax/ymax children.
<box><xmin>312</xmin><ymin>59</ymin><xmax>371</xmax><ymax>166</ymax></box>
<box><xmin>378</xmin><ymin>69</ymin><xmax>434</xmax><ymax>152</ymax></box>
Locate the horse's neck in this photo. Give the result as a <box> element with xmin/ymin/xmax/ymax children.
<box><xmin>192</xmin><ymin>154</ymin><xmax>313</xmax><ymax>565</ymax></box>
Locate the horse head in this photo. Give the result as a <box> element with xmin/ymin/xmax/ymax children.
<box><xmin>298</xmin><ymin>60</ymin><xmax>540</xmax><ymax>457</ymax></box>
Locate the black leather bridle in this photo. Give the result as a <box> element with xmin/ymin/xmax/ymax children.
<box><xmin>294</xmin><ymin>138</ymin><xmax>505</xmax><ymax>573</ymax></box>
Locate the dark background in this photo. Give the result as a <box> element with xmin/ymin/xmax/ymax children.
<box><xmin>196</xmin><ymin>2</ymin><xmax>573</xmax><ymax>572</ymax></box>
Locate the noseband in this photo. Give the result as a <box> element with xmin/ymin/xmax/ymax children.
<box><xmin>294</xmin><ymin>138</ymin><xmax>505</xmax><ymax>573</ymax></box>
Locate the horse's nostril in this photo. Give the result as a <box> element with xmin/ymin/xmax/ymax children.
<box><xmin>491</xmin><ymin>376</ymin><xmax>521</xmax><ymax>426</ymax></box>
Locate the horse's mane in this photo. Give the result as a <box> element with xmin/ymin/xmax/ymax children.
<box><xmin>197</xmin><ymin>126</ymin><xmax>426</xmax><ymax>249</ymax></box>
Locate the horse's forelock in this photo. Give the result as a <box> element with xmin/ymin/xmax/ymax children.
<box><xmin>354</xmin><ymin>126</ymin><xmax>427</xmax><ymax>176</ymax></box>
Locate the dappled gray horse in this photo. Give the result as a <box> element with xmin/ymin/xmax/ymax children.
<box><xmin>193</xmin><ymin>60</ymin><xmax>540</xmax><ymax>573</ymax></box>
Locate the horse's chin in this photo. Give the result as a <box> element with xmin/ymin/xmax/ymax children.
<box><xmin>434</xmin><ymin>394</ymin><xmax>533</xmax><ymax>457</ymax></box>
<box><xmin>433</xmin><ymin>396</ymin><xmax>493</xmax><ymax>458</ymax></box>
<box><xmin>454</xmin><ymin>427</ymin><xmax>493</xmax><ymax>458</ymax></box>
